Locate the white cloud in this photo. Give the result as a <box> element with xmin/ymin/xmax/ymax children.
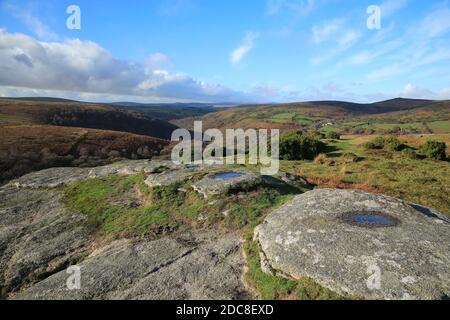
<box><xmin>2</xmin><ymin>1</ymin><xmax>57</xmax><ymax>40</ymax></box>
<box><xmin>312</xmin><ymin>19</ymin><xmax>344</xmax><ymax>44</ymax></box>
<box><xmin>401</xmin><ymin>83</ymin><xmax>450</xmax><ymax>99</ymax></box>
<box><xmin>364</xmin><ymin>6</ymin><xmax>450</xmax><ymax>81</ymax></box>
<box><xmin>337</xmin><ymin>30</ymin><xmax>361</xmax><ymax>49</ymax></box>
<box><xmin>380</xmin><ymin>0</ymin><xmax>409</xmax><ymax>17</ymax></box>
<box><xmin>311</xmin><ymin>19</ymin><xmax>360</xmax><ymax>53</ymax></box>
<box><xmin>403</xmin><ymin>83</ymin><xmax>415</xmax><ymax>94</ymax></box>
<box><xmin>158</xmin><ymin>0</ymin><xmax>194</xmax><ymax>17</ymax></box>
<box><xmin>310</xmin><ymin>19</ymin><xmax>360</xmax><ymax>64</ymax></box>
<box><xmin>266</xmin><ymin>0</ymin><xmax>316</xmax><ymax>16</ymax></box>
<box><xmin>347</xmin><ymin>38</ymin><xmax>404</xmax><ymax>65</ymax></box>
<box><xmin>0</xmin><ymin>29</ymin><xmax>252</xmax><ymax>102</ymax></box>
<box><xmin>419</xmin><ymin>8</ymin><xmax>450</xmax><ymax>38</ymax></box>
<box><xmin>230</xmin><ymin>32</ymin><xmax>258</xmax><ymax>65</ymax></box>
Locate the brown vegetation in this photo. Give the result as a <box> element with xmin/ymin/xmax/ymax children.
<box><xmin>0</xmin><ymin>125</ymin><xmax>168</xmax><ymax>184</ymax></box>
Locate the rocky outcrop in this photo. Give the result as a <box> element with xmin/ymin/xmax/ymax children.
<box><xmin>12</xmin><ymin>232</ymin><xmax>249</xmax><ymax>300</ymax></box>
<box><xmin>254</xmin><ymin>188</ymin><xmax>450</xmax><ymax>300</ymax></box>
<box><xmin>144</xmin><ymin>169</ymin><xmax>196</xmax><ymax>187</ymax></box>
<box><xmin>0</xmin><ymin>186</ymin><xmax>92</xmax><ymax>297</ymax></box>
<box><xmin>0</xmin><ymin>161</ymin><xmax>251</xmax><ymax>299</ymax></box>
<box><xmin>192</xmin><ymin>170</ymin><xmax>263</xmax><ymax>198</ymax></box>
<box><xmin>3</xmin><ymin>160</ymin><xmax>186</xmax><ymax>189</ymax></box>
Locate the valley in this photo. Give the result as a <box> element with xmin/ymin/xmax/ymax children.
<box><xmin>0</xmin><ymin>96</ymin><xmax>449</xmax><ymax>300</ymax></box>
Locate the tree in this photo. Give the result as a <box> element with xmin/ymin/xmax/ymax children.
<box><xmin>420</xmin><ymin>141</ymin><xmax>447</xmax><ymax>160</ymax></box>
<box><xmin>280</xmin><ymin>131</ymin><xmax>326</xmax><ymax>160</ymax></box>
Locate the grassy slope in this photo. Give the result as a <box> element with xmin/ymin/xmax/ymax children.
<box><xmin>173</xmin><ymin>99</ymin><xmax>450</xmax><ymax>135</ymax></box>
<box><xmin>172</xmin><ymin>102</ymin><xmax>350</xmax><ymax>132</ymax></box>
<box><xmin>0</xmin><ymin>99</ymin><xmax>178</xmax><ymax>140</ymax></box>
<box><xmin>281</xmin><ymin>134</ymin><xmax>450</xmax><ymax>214</ymax></box>
<box><xmin>0</xmin><ymin>125</ymin><xmax>169</xmax><ymax>183</ymax></box>
<box><xmin>113</xmin><ymin>104</ymin><xmax>216</xmax><ymax>121</ymax></box>
<box><xmin>0</xmin><ymin>99</ymin><xmax>176</xmax><ymax>183</ymax></box>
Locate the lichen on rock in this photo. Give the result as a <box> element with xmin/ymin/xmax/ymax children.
<box><xmin>254</xmin><ymin>188</ymin><xmax>450</xmax><ymax>300</ymax></box>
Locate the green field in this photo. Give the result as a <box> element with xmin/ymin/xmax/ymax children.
<box><xmin>322</xmin><ymin>120</ymin><xmax>450</xmax><ymax>134</ymax></box>
<box><xmin>281</xmin><ymin>134</ymin><xmax>450</xmax><ymax>214</ymax></box>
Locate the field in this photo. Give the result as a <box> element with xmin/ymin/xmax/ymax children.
<box><xmin>280</xmin><ymin>134</ymin><xmax>450</xmax><ymax>214</ymax></box>
<box><xmin>173</xmin><ymin>98</ymin><xmax>450</xmax><ymax>136</ymax></box>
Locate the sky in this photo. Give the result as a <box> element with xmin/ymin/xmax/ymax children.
<box><xmin>0</xmin><ymin>0</ymin><xmax>450</xmax><ymax>103</ymax></box>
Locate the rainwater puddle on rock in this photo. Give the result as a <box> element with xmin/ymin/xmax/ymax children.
<box><xmin>342</xmin><ymin>212</ymin><xmax>399</xmax><ymax>228</ymax></box>
<box><xmin>213</xmin><ymin>172</ymin><xmax>244</xmax><ymax>180</ymax></box>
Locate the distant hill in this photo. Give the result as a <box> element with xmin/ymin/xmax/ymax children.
<box><xmin>110</xmin><ymin>102</ymin><xmax>217</xmax><ymax>121</ymax></box>
<box><xmin>0</xmin><ymin>97</ymin><xmax>82</xmax><ymax>103</ymax></box>
<box><xmin>0</xmin><ymin>98</ymin><xmax>176</xmax><ymax>183</ymax></box>
<box><xmin>307</xmin><ymin>98</ymin><xmax>434</xmax><ymax>114</ymax></box>
<box><xmin>172</xmin><ymin>98</ymin><xmax>450</xmax><ymax>133</ymax></box>
<box><xmin>0</xmin><ymin>99</ymin><xmax>178</xmax><ymax>140</ymax></box>
<box><xmin>0</xmin><ymin>125</ymin><xmax>168</xmax><ymax>183</ymax></box>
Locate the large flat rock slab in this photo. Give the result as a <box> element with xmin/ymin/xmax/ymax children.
<box><xmin>0</xmin><ymin>187</ymin><xmax>92</xmax><ymax>297</ymax></box>
<box><xmin>255</xmin><ymin>188</ymin><xmax>450</xmax><ymax>300</ymax></box>
<box><xmin>87</xmin><ymin>160</ymin><xmax>182</xmax><ymax>179</ymax></box>
<box><xmin>193</xmin><ymin>170</ymin><xmax>263</xmax><ymax>198</ymax></box>
<box><xmin>144</xmin><ymin>169</ymin><xmax>196</xmax><ymax>187</ymax></box>
<box><xmin>3</xmin><ymin>167</ymin><xmax>90</xmax><ymax>189</ymax></box>
<box><xmin>12</xmin><ymin>232</ymin><xmax>250</xmax><ymax>300</ymax></box>
<box><xmin>2</xmin><ymin>160</ymin><xmax>185</xmax><ymax>190</ymax></box>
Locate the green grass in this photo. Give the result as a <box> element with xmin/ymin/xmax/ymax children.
<box><xmin>427</xmin><ymin>120</ymin><xmax>450</xmax><ymax>133</ymax></box>
<box><xmin>281</xmin><ymin>135</ymin><xmax>450</xmax><ymax>214</ymax></box>
<box><xmin>63</xmin><ymin>173</ymin><xmax>180</xmax><ymax>238</ymax></box>
<box><xmin>63</xmin><ymin>171</ymin><xmax>298</xmax><ymax>239</ymax></box>
<box><xmin>272</xmin><ymin>112</ymin><xmax>296</xmax><ymax>122</ymax></box>
<box><xmin>271</xmin><ymin>112</ymin><xmax>316</xmax><ymax>126</ymax></box>
<box><xmin>324</xmin><ymin>120</ymin><xmax>450</xmax><ymax>134</ymax></box>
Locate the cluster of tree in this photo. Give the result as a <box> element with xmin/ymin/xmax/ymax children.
<box><xmin>342</xmin><ymin>125</ymin><xmax>433</xmax><ymax>135</ymax></box>
<box><xmin>0</xmin><ymin>136</ymin><xmax>167</xmax><ymax>184</ymax></box>
<box><xmin>363</xmin><ymin>136</ymin><xmax>447</xmax><ymax>161</ymax></box>
<box><xmin>279</xmin><ymin>131</ymin><xmax>327</xmax><ymax>160</ymax></box>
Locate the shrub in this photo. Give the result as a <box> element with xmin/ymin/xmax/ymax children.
<box><xmin>280</xmin><ymin>131</ymin><xmax>326</xmax><ymax>160</ymax></box>
<box><xmin>307</xmin><ymin>131</ymin><xmax>325</xmax><ymax>140</ymax></box>
<box><xmin>420</xmin><ymin>141</ymin><xmax>446</xmax><ymax>160</ymax></box>
<box><xmin>363</xmin><ymin>136</ymin><xmax>403</xmax><ymax>152</ymax></box>
<box><xmin>314</xmin><ymin>153</ymin><xmax>328</xmax><ymax>164</ymax></box>
<box><xmin>325</xmin><ymin>131</ymin><xmax>340</xmax><ymax>140</ymax></box>
<box><xmin>342</xmin><ymin>152</ymin><xmax>360</xmax><ymax>163</ymax></box>
<box><xmin>383</xmin><ymin>136</ymin><xmax>403</xmax><ymax>151</ymax></box>
<box><xmin>363</xmin><ymin>136</ymin><xmax>385</xmax><ymax>150</ymax></box>
<box><xmin>401</xmin><ymin>148</ymin><xmax>418</xmax><ymax>160</ymax></box>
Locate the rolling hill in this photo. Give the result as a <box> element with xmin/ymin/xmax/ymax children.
<box><xmin>110</xmin><ymin>102</ymin><xmax>217</xmax><ymax>121</ymax></box>
<box><xmin>0</xmin><ymin>98</ymin><xmax>177</xmax><ymax>183</ymax></box>
<box><xmin>0</xmin><ymin>98</ymin><xmax>179</xmax><ymax>140</ymax></box>
<box><xmin>172</xmin><ymin>98</ymin><xmax>450</xmax><ymax>134</ymax></box>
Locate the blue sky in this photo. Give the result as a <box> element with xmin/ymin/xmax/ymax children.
<box><xmin>0</xmin><ymin>0</ymin><xmax>450</xmax><ymax>103</ymax></box>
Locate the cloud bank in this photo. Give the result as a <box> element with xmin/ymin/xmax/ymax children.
<box><xmin>0</xmin><ymin>29</ymin><xmax>252</xmax><ymax>103</ymax></box>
